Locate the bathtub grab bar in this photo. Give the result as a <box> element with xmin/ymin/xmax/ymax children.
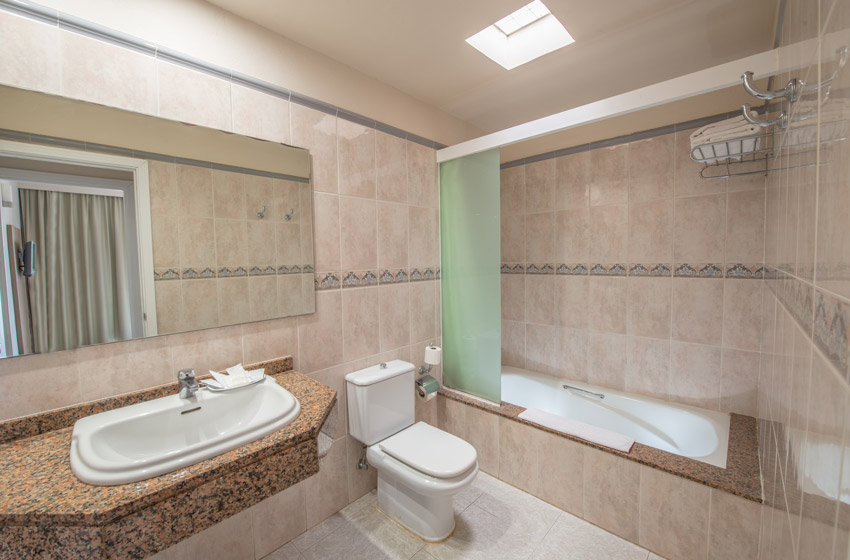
<box><xmin>563</xmin><ymin>384</ymin><xmax>605</xmax><ymax>399</ymax></box>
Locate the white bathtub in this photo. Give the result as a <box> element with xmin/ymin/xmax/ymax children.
<box><xmin>501</xmin><ymin>366</ymin><xmax>730</xmax><ymax>468</ymax></box>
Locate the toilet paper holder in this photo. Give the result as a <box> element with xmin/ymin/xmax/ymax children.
<box><xmin>418</xmin><ymin>344</ymin><xmax>441</xmax><ymax>375</ymax></box>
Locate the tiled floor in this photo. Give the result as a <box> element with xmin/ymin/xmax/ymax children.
<box><xmin>265</xmin><ymin>472</ymin><xmax>665</xmax><ymax>560</ymax></box>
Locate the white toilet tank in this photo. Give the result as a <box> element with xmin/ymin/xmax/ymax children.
<box><xmin>346</xmin><ymin>360</ymin><xmax>415</xmax><ymax>446</ymax></box>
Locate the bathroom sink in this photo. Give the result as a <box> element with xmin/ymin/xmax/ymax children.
<box><xmin>69</xmin><ymin>377</ymin><xmax>300</xmax><ymax>486</ymax></box>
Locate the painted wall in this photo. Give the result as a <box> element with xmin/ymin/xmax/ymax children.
<box><xmin>0</xmin><ymin>5</ymin><xmax>444</xmax><ymax>557</ymax></box>
<box><xmin>500</xmin><ymin>126</ymin><xmax>766</xmax><ymax>416</ymax></box>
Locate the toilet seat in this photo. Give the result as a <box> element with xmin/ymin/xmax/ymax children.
<box><xmin>379</xmin><ymin>422</ymin><xmax>477</xmax><ymax>479</ymax></box>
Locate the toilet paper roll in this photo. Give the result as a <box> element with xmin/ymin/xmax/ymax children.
<box><xmin>424</xmin><ymin>345</ymin><xmax>442</xmax><ymax>366</ymax></box>
<box><xmin>416</xmin><ymin>374</ymin><xmax>441</xmax><ymax>402</ymax></box>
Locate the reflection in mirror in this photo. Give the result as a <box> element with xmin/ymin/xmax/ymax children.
<box><xmin>0</xmin><ymin>85</ymin><xmax>315</xmax><ymax>359</ymax></box>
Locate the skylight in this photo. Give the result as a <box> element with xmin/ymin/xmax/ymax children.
<box><xmin>466</xmin><ymin>0</ymin><xmax>574</xmax><ymax>70</ymax></box>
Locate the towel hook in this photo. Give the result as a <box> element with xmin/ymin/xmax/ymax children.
<box><xmin>742</xmin><ymin>71</ymin><xmax>803</xmax><ymax>103</ymax></box>
<box><xmin>741</xmin><ymin>104</ymin><xmax>787</xmax><ymax>129</ymax></box>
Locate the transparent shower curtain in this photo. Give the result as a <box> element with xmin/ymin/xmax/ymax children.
<box><xmin>439</xmin><ymin>149</ymin><xmax>501</xmax><ymax>403</ymax></box>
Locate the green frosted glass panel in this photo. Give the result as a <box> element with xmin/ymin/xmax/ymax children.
<box><xmin>439</xmin><ymin>149</ymin><xmax>501</xmax><ymax>403</ymax></box>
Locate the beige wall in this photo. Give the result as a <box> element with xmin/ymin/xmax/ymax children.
<box><xmin>21</xmin><ymin>0</ymin><xmax>482</xmax><ymax>146</ymax></box>
<box><xmin>500</xmin><ymin>127</ymin><xmax>766</xmax><ymax>416</ymax></box>
<box><xmin>149</xmin><ymin>162</ymin><xmax>315</xmax><ymax>334</ymax></box>
<box><xmin>0</xmin><ymin>7</ymin><xmax>444</xmax><ymax>556</ymax></box>
<box><xmin>756</xmin><ymin>0</ymin><xmax>850</xmax><ymax>557</ymax></box>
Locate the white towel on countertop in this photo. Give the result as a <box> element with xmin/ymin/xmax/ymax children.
<box><xmin>518</xmin><ymin>407</ymin><xmax>634</xmax><ymax>453</ymax></box>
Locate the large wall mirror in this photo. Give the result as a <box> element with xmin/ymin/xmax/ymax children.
<box><xmin>0</xmin><ymin>85</ymin><xmax>315</xmax><ymax>358</ymax></box>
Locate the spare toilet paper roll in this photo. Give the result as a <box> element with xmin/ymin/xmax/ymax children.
<box><xmin>424</xmin><ymin>345</ymin><xmax>442</xmax><ymax>366</ymax></box>
<box><xmin>416</xmin><ymin>374</ymin><xmax>441</xmax><ymax>402</ymax></box>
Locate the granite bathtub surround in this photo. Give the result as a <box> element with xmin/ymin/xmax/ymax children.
<box><xmin>0</xmin><ymin>358</ymin><xmax>337</xmax><ymax>559</ymax></box>
<box><xmin>437</xmin><ymin>390</ymin><xmax>763</xmax><ymax>560</ymax></box>
<box><xmin>500</xmin><ymin>123</ymin><xmax>767</xmax><ymax>417</ymax></box>
<box><xmin>0</xmin><ymin>4</ymin><xmax>443</xmax><ymax>558</ymax></box>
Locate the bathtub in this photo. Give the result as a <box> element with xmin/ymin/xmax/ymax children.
<box><xmin>501</xmin><ymin>366</ymin><xmax>730</xmax><ymax>468</ymax></box>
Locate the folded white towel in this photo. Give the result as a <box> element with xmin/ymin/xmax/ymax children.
<box><xmin>518</xmin><ymin>407</ymin><xmax>634</xmax><ymax>453</ymax></box>
<box><xmin>208</xmin><ymin>366</ymin><xmax>264</xmax><ymax>389</ymax></box>
<box><xmin>690</xmin><ymin>115</ymin><xmax>749</xmax><ymax>140</ymax></box>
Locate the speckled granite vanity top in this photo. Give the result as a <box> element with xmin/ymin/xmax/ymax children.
<box><xmin>0</xmin><ymin>356</ymin><xmax>336</xmax><ymax>559</ymax></box>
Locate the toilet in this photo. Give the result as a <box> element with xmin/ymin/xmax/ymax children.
<box><xmin>345</xmin><ymin>360</ymin><xmax>478</xmax><ymax>542</ymax></box>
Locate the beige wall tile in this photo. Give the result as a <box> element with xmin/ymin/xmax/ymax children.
<box><xmin>177</xmin><ymin>509</ymin><xmax>253</xmax><ymax>560</ymax></box>
<box><xmin>212</xmin><ymin>170</ymin><xmax>247</xmax><ymax>220</ymax></box>
<box><xmin>501</xmin><ymin>215</ymin><xmax>526</xmax><ymax>262</ymax></box>
<box><xmin>629</xmin><ymin>135</ymin><xmax>674</xmax><ymax>203</ymax></box>
<box><xmin>554</xmin><ymin>275</ymin><xmax>588</xmax><ymax>329</ymax></box>
<box><xmin>379</xmin><ymin>284</ymin><xmax>409</xmax><ymax>351</ymax></box>
<box><xmin>241</xmin><ymin>317</ymin><xmax>298</xmax><ymax>367</ymax></box>
<box><xmin>248</xmin><ymin>275</ymin><xmax>278</xmax><ymax>321</ymax></box>
<box><xmin>291</xmin><ymin>104</ymin><xmax>338</xmax><ymax>194</ymax></box>
<box><xmin>77</xmin><ymin>336</ymin><xmax>172</xmax><ymax>402</ymax></box>
<box><xmin>671</xmin><ymin>278</ymin><xmax>724</xmax><ymax>345</ymax></box>
<box><xmin>167</xmin><ymin>325</ymin><xmax>243</xmax><ymax>376</ymax></box>
<box><xmin>345</xmin><ymin>434</ymin><xmax>377</xmax><ymax>503</ymax></box>
<box><xmin>674</xmin><ymin>128</ymin><xmax>725</xmax><ymax>198</ymax></box>
<box><xmin>589</xmin><ymin>205</ymin><xmax>628</xmax><ymax>263</ymax></box>
<box><xmin>502</xmin><ymin>320</ymin><xmax>526</xmax><ymax>368</ymax></box>
<box><xmin>304</xmin><ymin>437</ymin><xmax>348</xmax><ymax>529</ymax></box>
<box><xmin>525</xmin><ymin>275</ymin><xmax>555</xmax><ymax>326</ymax></box>
<box><xmin>625</xmin><ymin>336</ymin><xmax>670</xmax><ymax>400</ymax></box>
<box><xmin>586</xmin><ymin>332</ymin><xmax>627</xmax><ymax>390</ymax></box>
<box><xmin>673</xmin><ymin>193</ymin><xmax>726</xmax><ymax>263</ymax></box>
<box><xmin>408</xmin><ymin>141</ymin><xmax>437</xmax><ymax>209</ymax></box>
<box><xmin>0</xmin><ymin>351</ymin><xmax>81</xmax><ymax>421</ymax></box>
<box><xmin>409</xmin><ymin>281</ymin><xmax>437</xmax><ymax>344</ymax></box>
<box><xmin>152</xmin><ymin>215</ymin><xmax>179</xmax><ymax>268</ymax></box>
<box><xmin>554</xmin><ymin>152</ymin><xmax>589</xmax><ymax>210</ymax></box>
<box><xmin>297</xmin><ymin>291</ymin><xmax>342</xmax><ymax>373</ymax></box>
<box><xmin>722</xmin><ymin>280</ymin><xmax>763</xmax><ymax>351</ymax></box>
<box><xmin>465</xmin><ymin>405</ymin><xmax>500</xmax><ymax>475</ymax></box>
<box><xmin>0</xmin><ymin>11</ymin><xmax>60</xmax><ymax>95</ymax></box>
<box><xmin>669</xmin><ymin>341</ymin><xmax>721</xmax><ymax>409</ymax></box>
<box><xmin>708</xmin><ymin>489</ymin><xmax>761</xmax><ymax>560</ymax></box>
<box><xmin>498</xmin><ymin>416</ymin><xmax>542</xmax><ymax>495</ymax></box>
<box><xmin>231</xmin><ymin>83</ymin><xmax>290</xmax><ymax>144</ymax></box>
<box><xmin>312</xmin><ymin>193</ymin><xmax>340</xmax><ymax>272</ymax></box>
<box><xmin>588</xmin><ymin>277</ymin><xmax>627</xmax><ymax>334</ymax></box>
<box><xmin>726</xmin><ymin>190</ymin><xmax>766</xmax><ymax>264</ymax></box>
<box><xmin>182</xmin><ymin>279</ymin><xmax>219</xmax><ymax>330</ymax></box>
<box><xmin>337</xmin><ymin>119</ymin><xmax>375</xmax><ymax>199</ymax></box>
<box><xmin>408</xmin><ymin>206</ymin><xmax>438</xmax><ymax>268</ymax></box>
<box><xmin>277</xmin><ymin>223</ymin><xmax>302</xmax><ymax>266</ymax></box>
<box><xmin>639</xmin><ymin>465</ymin><xmax>710</xmax><ymax>560</ymax></box>
<box><xmin>155</xmin><ymin>280</ymin><xmax>183</xmax><ymax>334</ymax></box>
<box><xmin>589</xmin><ymin>144</ymin><xmax>628</xmax><ymax>206</ymax></box>
<box><xmin>157</xmin><ymin>60</ymin><xmax>231</xmax><ymax>131</ymax></box>
<box><xmin>555</xmin><ymin>208</ymin><xmax>588</xmax><ymax>263</ymax></box>
<box><xmin>501</xmin><ymin>274</ymin><xmax>525</xmax><ymax>322</ymax></box>
<box><xmin>626</xmin><ymin>277</ymin><xmax>671</xmax><ymax>339</ymax></box>
<box><xmin>525</xmin><ymin>324</ymin><xmax>558</xmax><ymax>375</ymax></box>
<box><xmin>376</xmin><ymin>131</ymin><xmax>407</xmax><ymax>203</ymax></box>
<box><xmin>60</xmin><ymin>31</ymin><xmax>156</xmax><ymax>115</ymax></box>
<box><xmin>501</xmin><ymin>166</ymin><xmax>526</xmax><ymax>216</ymax></box>
<box><xmin>217</xmin><ymin>277</ymin><xmax>251</xmax><ymax>327</ymax></box>
<box><xmin>537</xmin><ymin>431</ymin><xmax>584</xmax><ymax>516</ymax></box>
<box><xmin>251</xmin><ymin>481</ymin><xmax>306</xmax><ymax>558</ymax></box>
<box><xmin>557</xmin><ymin>327</ymin><xmax>587</xmax><ymax>380</ymax></box>
<box><xmin>341</xmin><ymin>287</ymin><xmax>380</xmax><ymax>362</ymax></box>
<box><xmin>377</xmin><ymin>201</ymin><xmax>409</xmax><ymax>269</ymax></box>
<box><xmin>583</xmin><ymin>448</ymin><xmax>640</xmax><ymax>542</ymax></box>
<box><xmin>525</xmin><ymin>212</ymin><xmax>555</xmax><ymax>263</ymax></box>
<box><xmin>628</xmin><ymin>199</ymin><xmax>672</xmax><ymax>263</ymax></box>
<box><xmin>177</xmin><ymin>165</ymin><xmax>214</xmax><ymax>218</ymax></box>
<box><xmin>339</xmin><ymin>196</ymin><xmax>377</xmax><ymax>271</ymax></box>
<box><xmin>215</xmin><ymin>219</ymin><xmax>248</xmax><ymax>268</ymax></box>
<box><xmin>525</xmin><ymin>159</ymin><xmax>555</xmax><ymax>213</ymax></box>
<box><xmin>149</xmin><ymin>161</ymin><xmax>180</xmax><ymax>217</ymax></box>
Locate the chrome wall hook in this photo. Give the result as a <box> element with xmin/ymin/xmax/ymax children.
<box><xmin>284</xmin><ymin>208</ymin><xmax>294</xmax><ymax>221</ymax></box>
<box><xmin>742</xmin><ymin>71</ymin><xmax>803</xmax><ymax>103</ymax></box>
<box><xmin>741</xmin><ymin>104</ymin><xmax>787</xmax><ymax>129</ymax></box>
<box><xmin>257</xmin><ymin>205</ymin><xmax>266</xmax><ymax>219</ymax></box>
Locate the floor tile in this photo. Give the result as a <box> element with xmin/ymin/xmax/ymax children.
<box><xmin>425</xmin><ymin>504</ymin><xmax>541</xmax><ymax>560</ymax></box>
<box><xmin>262</xmin><ymin>542</ymin><xmax>304</xmax><ymax>559</ymax></box>
<box><xmin>529</xmin><ymin>513</ymin><xmax>650</xmax><ymax>559</ymax></box>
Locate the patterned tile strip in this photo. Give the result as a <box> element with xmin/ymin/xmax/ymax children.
<box><xmin>154</xmin><ymin>265</ymin><xmax>316</xmax><ymax>281</ymax></box>
<box><xmin>500</xmin><ymin>263</ymin><xmax>766</xmax><ymax>279</ymax></box>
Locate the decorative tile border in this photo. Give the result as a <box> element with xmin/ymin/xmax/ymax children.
<box><xmin>501</xmin><ymin>263</ymin><xmax>766</xmax><ymax>279</ymax></box>
<box><xmin>315</xmin><ymin>272</ymin><xmax>341</xmax><ymax>291</ymax></box>
<box><xmin>589</xmin><ymin>263</ymin><xmax>627</xmax><ymax>276</ymax></box>
<box><xmin>341</xmin><ymin>270</ymin><xmax>378</xmax><ymax>288</ymax></box>
<box><xmin>154</xmin><ymin>265</ymin><xmax>315</xmax><ymax>281</ymax></box>
<box><xmin>313</xmin><ymin>267</ymin><xmax>440</xmax><ymax>291</ymax></box>
<box><xmin>410</xmin><ymin>267</ymin><xmax>437</xmax><ymax>282</ymax></box>
<box><xmin>379</xmin><ymin>269</ymin><xmax>409</xmax><ymax>284</ymax></box>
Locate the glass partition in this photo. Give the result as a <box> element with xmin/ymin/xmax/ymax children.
<box><xmin>439</xmin><ymin>148</ymin><xmax>501</xmax><ymax>403</ymax></box>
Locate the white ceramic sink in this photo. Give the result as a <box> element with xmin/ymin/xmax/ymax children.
<box><xmin>70</xmin><ymin>377</ymin><xmax>300</xmax><ymax>486</ymax></box>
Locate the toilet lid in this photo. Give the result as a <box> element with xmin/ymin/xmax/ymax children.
<box><xmin>379</xmin><ymin>422</ymin><xmax>477</xmax><ymax>479</ymax></box>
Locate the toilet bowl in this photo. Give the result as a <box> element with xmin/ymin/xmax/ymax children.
<box><xmin>345</xmin><ymin>361</ymin><xmax>479</xmax><ymax>541</ymax></box>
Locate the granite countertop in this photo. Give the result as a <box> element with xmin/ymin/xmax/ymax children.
<box><xmin>0</xmin><ymin>360</ymin><xmax>336</xmax><ymax>528</ymax></box>
<box><xmin>439</xmin><ymin>387</ymin><xmax>762</xmax><ymax>503</ymax></box>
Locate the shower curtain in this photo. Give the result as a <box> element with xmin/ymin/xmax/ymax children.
<box><xmin>19</xmin><ymin>188</ymin><xmax>132</xmax><ymax>353</ymax></box>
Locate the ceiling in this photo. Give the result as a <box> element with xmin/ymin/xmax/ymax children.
<box><xmin>207</xmin><ymin>0</ymin><xmax>779</xmax><ymax>140</ymax></box>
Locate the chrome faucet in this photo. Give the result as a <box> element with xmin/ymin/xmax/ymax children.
<box><xmin>178</xmin><ymin>369</ymin><xmax>199</xmax><ymax>399</ymax></box>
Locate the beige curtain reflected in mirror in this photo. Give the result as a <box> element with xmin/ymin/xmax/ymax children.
<box><xmin>19</xmin><ymin>188</ymin><xmax>132</xmax><ymax>353</ymax></box>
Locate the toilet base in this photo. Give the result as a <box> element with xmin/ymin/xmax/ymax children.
<box><xmin>377</xmin><ymin>472</ymin><xmax>456</xmax><ymax>542</ymax></box>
